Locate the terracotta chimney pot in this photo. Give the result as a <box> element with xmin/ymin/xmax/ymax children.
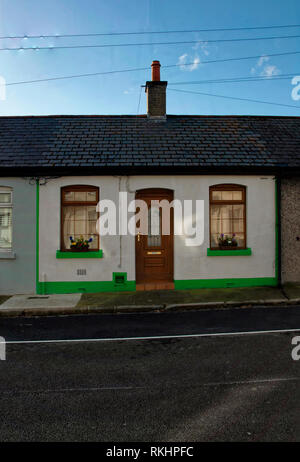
<box><xmin>151</xmin><ymin>60</ymin><xmax>161</xmax><ymax>81</ymax></box>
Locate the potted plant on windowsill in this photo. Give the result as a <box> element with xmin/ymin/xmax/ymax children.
<box><xmin>69</xmin><ymin>236</ymin><xmax>93</xmax><ymax>251</ymax></box>
<box><xmin>218</xmin><ymin>233</ymin><xmax>238</xmax><ymax>250</ymax></box>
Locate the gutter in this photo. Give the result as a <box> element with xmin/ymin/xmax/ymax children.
<box><xmin>1</xmin><ymin>166</ymin><xmax>300</xmax><ymax>177</ymax></box>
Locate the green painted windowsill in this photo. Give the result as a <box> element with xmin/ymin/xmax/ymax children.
<box><xmin>207</xmin><ymin>248</ymin><xmax>252</xmax><ymax>256</ymax></box>
<box><xmin>56</xmin><ymin>250</ymin><xmax>103</xmax><ymax>259</ymax></box>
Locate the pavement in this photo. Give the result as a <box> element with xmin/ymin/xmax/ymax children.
<box><xmin>0</xmin><ymin>307</ymin><xmax>300</xmax><ymax>441</ymax></box>
<box><xmin>0</xmin><ymin>294</ymin><xmax>81</xmax><ymax>314</ymax></box>
<box><xmin>0</xmin><ymin>284</ymin><xmax>299</xmax><ymax>317</ymax></box>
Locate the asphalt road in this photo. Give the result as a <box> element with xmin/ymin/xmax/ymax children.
<box><xmin>1</xmin><ymin>305</ymin><xmax>300</xmax><ymax>342</ymax></box>
<box><xmin>0</xmin><ymin>306</ymin><xmax>300</xmax><ymax>442</ymax></box>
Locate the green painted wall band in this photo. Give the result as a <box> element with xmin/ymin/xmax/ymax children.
<box><xmin>174</xmin><ymin>277</ymin><xmax>277</xmax><ymax>290</ymax></box>
<box><xmin>37</xmin><ymin>277</ymin><xmax>276</xmax><ymax>294</ymax></box>
<box><xmin>37</xmin><ymin>280</ymin><xmax>136</xmax><ymax>294</ymax></box>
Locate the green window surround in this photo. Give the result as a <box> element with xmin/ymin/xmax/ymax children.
<box><xmin>56</xmin><ymin>250</ymin><xmax>103</xmax><ymax>259</ymax></box>
<box><xmin>207</xmin><ymin>248</ymin><xmax>252</xmax><ymax>256</ymax></box>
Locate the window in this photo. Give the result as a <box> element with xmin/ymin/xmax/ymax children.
<box><xmin>0</xmin><ymin>187</ymin><xmax>12</xmax><ymax>250</ymax></box>
<box><xmin>147</xmin><ymin>206</ymin><xmax>161</xmax><ymax>247</ymax></box>
<box><xmin>61</xmin><ymin>185</ymin><xmax>99</xmax><ymax>251</ymax></box>
<box><xmin>210</xmin><ymin>184</ymin><xmax>246</xmax><ymax>249</ymax></box>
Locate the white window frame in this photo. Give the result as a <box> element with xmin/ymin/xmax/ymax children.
<box><xmin>0</xmin><ymin>187</ymin><xmax>13</xmax><ymax>251</ymax></box>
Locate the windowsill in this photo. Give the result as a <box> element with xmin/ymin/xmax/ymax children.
<box><xmin>56</xmin><ymin>250</ymin><xmax>103</xmax><ymax>259</ymax></box>
<box><xmin>0</xmin><ymin>250</ymin><xmax>16</xmax><ymax>259</ymax></box>
<box><xmin>207</xmin><ymin>248</ymin><xmax>252</xmax><ymax>256</ymax></box>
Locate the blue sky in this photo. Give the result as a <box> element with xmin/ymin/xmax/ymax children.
<box><xmin>0</xmin><ymin>0</ymin><xmax>299</xmax><ymax>116</ymax></box>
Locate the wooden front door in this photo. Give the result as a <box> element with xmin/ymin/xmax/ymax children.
<box><xmin>135</xmin><ymin>189</ymin><xmax>174</xmax><ymax>284</ymax></box>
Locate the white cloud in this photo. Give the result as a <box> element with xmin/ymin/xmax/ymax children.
<box><xmin>123</xmin><ymin>87</ymin><xmax>135</xmax><ymax>95</ymax></box>
<box><xmin>251</xmin><ymin>55</ymin><xmax>280</xmax><ymax>78</ymax></box>
<box><xmin>177</xmin><ymin>53</ymin><xmax>200</xmax><ymax>72</ymax></box>
<box><xmin>189</xmin><ymin>56</ymin><xmax>200</xmax><ymax>71</ymax></box>
<box><xmin>201</xmin><ymin>43</ymin><xmax>210</xmax><ymax>56</ymax></box>
<box><xmin>178</xmin><ymin>53</ymin><xmax>188</xmax><ymax>69</ymax></box>
<box><xmin>192</xmin><ymin>40</ymin><xmax>210</xmax><ymax>56</ymax></box>
<box><xmin>258</xmin><ymin>55</ymin><xmax>269</xmax><ymax>67</ymax></box>
<box><xmin>260</xmin><ymin>65</ymin><xmax>280</xmax><ymax>78</ymax></box>
<box><xmin>251</xmin><ymin>55</ymin><xmax>268</xmax><ymax>74</ymax></box>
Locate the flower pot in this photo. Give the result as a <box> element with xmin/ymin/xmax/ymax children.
<box><xmin>70</xmin><ymin>246</ymin><xmax>89</xmax><ymax>252</ymax></box>
<box><xmin>218</xmin><ymin>245</ymin><xmax>238</xmax><ymax>250</ymax></box>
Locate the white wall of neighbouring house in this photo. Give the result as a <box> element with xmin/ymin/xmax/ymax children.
<box><xmin>38</xmin><ymin>175</ymin><xmax>276</xmax><ymax>285</ymax></box>
<box><xmin>0</xmin><ymin>178</ymin><xmax>36</xmax><ymax>294</ymax></box>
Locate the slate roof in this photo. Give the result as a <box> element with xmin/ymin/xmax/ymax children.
<box><xmin>0</xmin><ymin>114</ymin><xmax>299</xmax><ymax>175</ymax></box>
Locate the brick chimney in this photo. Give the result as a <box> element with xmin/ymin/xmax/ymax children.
<box><xmin>145</xmin><ymin>60</ymin><xmax>167</xmax><ymax>120</ymax></box>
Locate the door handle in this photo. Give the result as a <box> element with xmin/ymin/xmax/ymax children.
<box><xmin>137</xmin><ymin>232</ymin><xmax>141</xmax><ymax>242</ymax></box>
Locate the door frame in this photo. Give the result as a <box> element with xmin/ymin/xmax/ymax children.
<box><xmin>135</xmin><ymin>188</ymin><xmax>174</xmax><ymax>284</ymax></box>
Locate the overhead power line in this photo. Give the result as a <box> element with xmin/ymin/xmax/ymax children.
<box><xmin>163</xmin><ymin>50</ymin><xmax>300</xmax><ymax>68</ymax></box>
<box><xmin>2</xmin><ymin>66</ymin><xmax>151</xmax><ymax>87</ymax></box>
<box><xmin>1</xmin><ymin>51</ymin><xmax>300</xmax><ymax>87</ymax></box>
<box><xmin>168</xmin><ymin>73</ymin><xmax>300</xmax><ymax>86</ymax></box>
<box><xmin>1</xmin><ymin>23</ymin><xmax>299</xmax><ymax>40</ymax></box>
<box><xmin>168</xmin><ymin>88</ymin><xmax>300</xmax><ymax>109</ymax></box>
<box><xmin>1</xmin><ymin>34</ymin><xmax>300</xmax><ymax>51</ymax></box>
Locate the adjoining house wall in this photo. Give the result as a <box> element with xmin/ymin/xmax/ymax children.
<box><xmin>38</xmin><ymin>175</ymin><xmax>276</xmax><ymax>293</ymax></box>
<box><xmin>0</xmin><ymin>178</ymin><xmax>36</xmax><ymax>294</ymax></box>
<box><xmin>281</xmin><ymin>177</ymin><xmax>300</xmax><ymax>283</ymax></box>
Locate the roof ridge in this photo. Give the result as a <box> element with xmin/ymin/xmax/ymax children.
<box><xmin>0</xmin><ymin>114</ymin><xmax>299</xmax><ymax>119</ymax></box>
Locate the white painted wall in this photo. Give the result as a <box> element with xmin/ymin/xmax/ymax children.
<box><xmin>39</xmin><ymin>175</ymin><xmax>276</xmax><ymax>283</ymax></box>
